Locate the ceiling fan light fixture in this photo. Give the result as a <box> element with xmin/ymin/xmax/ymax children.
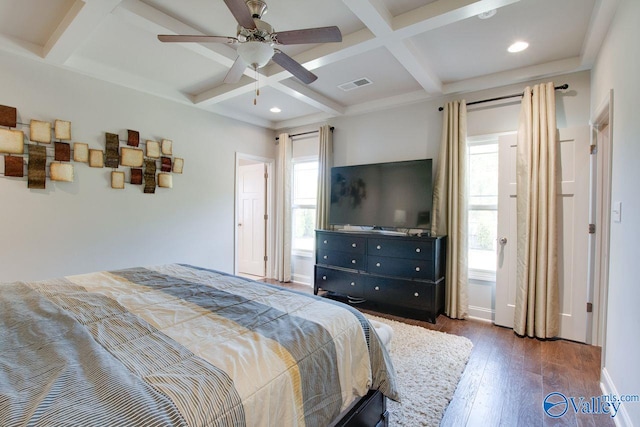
<box><xmin>237</xmin><ymin>41</ymin><xmax>274</xmax><ymax>68</ymax></box>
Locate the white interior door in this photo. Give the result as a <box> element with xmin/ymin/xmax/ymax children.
<box><xmin>238</xmin><ymin>163</ymin><xmax>266</xmax><ymax>277</ymax></box>
<box><xmin>495</xmin><ymin>127</ymin><xmax>591</xmax><ymax>342</ymax></box>
<box><xmin>495</xmin><ymin>133</ymin><xmax>518</xmax><ymax>328</ymax></box>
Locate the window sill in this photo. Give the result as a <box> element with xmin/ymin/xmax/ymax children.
<box><xmin>468</xmin><ymin>269</ymin><xmax>496</xmax><ymax>283</ymax></box>
<box><xmin>292</xmin><ymin>249</ymin><xmax>314</xmax><ymax>259</ymax></box>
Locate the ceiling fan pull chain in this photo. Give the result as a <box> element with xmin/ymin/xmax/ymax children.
<box><xmin>254</xmin><ymin>66</ymin><xmax>260</xmax><ymax>105</ymax></box>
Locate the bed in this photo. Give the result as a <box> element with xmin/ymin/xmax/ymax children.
<box><xmin>0</xmin><ymin>264</ymin><xmax>399</xmax><ymax>426</ymax></box>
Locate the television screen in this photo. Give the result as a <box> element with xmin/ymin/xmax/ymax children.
<box><xmin>329</xmin><ymin>159</ymin><xmax>433</xmax><ymax>230</ymax></box>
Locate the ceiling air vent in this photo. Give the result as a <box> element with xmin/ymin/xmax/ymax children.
<box><xmin>338</xmin><ymin>77</ymin><xmax>373</xmax><ymax>91</ymax></box>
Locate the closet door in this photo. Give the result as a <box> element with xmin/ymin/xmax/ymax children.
<box><xmin>495</xmin><ymin>127</ymin><xmax>590</xmax><ymax>342</ymax></box>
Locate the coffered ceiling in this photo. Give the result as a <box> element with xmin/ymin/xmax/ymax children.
<box><xmin>0</xmin><ymin>0</ymin><xmax>616</xmax><ymax>129</ymax></box>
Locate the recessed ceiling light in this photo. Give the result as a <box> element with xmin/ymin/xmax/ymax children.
<box><xmin>508</xmin><ymin>41</ymin><xmax>529</xmax><ymax>53</ymax></box>
<box><xmin>270</xmin><ymin>107</ymin><xmax>281</xmax><ymax>113</ymax></box>
<box><xmin>478</xmin><ymin>9</ymin><xmax>496</xmax><ymax>19</ymax></box>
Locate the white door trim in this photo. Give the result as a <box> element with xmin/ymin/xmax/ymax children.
<box><xmin>589</xmin><ymin>89</ymin><xmax>614</xmax><ymax>351</ymax></box>
<box><xmin>234</xmin><ymin>152</ymin><xmax>274</xmax><ymax>279</ymax></box>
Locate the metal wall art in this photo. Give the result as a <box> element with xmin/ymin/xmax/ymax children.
<box><xmin>0</xmin><ymin>103</ymin><xmax>184</xmax><ymax>193</ymax></box>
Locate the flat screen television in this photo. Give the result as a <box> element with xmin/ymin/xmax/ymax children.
<box><xmin>329</xmin><ymin>159</ymin><xmax>433</xmax><ymax>230</ymax></box>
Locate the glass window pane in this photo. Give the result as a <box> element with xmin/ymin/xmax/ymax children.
<box><xmin>292</xmin><ymin>208</ymin><xmax>316</xmax><ymax>251</ymax></box>
<box><xmin>468</xmin><ymin>209</ymin><xmax>497</xmax><ymax>272</ymax></box>
<box><xmin>469</xmin><ymin>147</ymin><xmax>498</xmax><ymax>207</ymax></box>
<box><xmin>293</xmin><ymin>162</ymin><xmax>318</xmax><ymax>206</ymax></box>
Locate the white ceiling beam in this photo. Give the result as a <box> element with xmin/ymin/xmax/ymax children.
<box><xmin>386</xmin><ymin>39</ymin><xmax>442</xmax><ymax>93</ymax></box>
<box><xmin>442</xmin><ymin>57</ymin><xmax>584</xmax><ymax>95</ymax></box>
<box><xmin>342</xmin><ymin>0</ymin><xmax>393</xmax><ymax>36</ymax></box>
<box><xmin>271</xmin><ymin>80</ymin><xmax>346</xmax><ymax>116</ymax></box>
<box><xmin>44</xmin><ymin>0</ymin><xmax>125</xmax><ymax>64</ymax></box>
<box><xmin>193</xmin><ymin>77</ymin><xmax>260</xmax><ymax>104</ymax></box>
<box><xmin>64</xmin><ymin>55</ymin><xmax>194</xmax><ymax>103</ymax></box>
<box><xmin>392</xmin><ymin>0</ymin><xmax>521</xmax><ymax>38</ymax></box>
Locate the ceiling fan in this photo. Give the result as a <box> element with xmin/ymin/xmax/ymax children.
<box><xmin>157</xmin><ymin>0</ymin><xmax>342</xmax><ymax>85</ymax></box>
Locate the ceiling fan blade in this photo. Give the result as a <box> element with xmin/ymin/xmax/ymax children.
<box><xmin>274</xmin><ymin>26</ymin><xmax>342</xmax><ymax>45</ymax></box>
<box><xmin>158</xmin><ymin>35</ymin><xmax>237</xmax><ymax>44</ymax></box>
<box><xmin>272</xmin><ymin>51</ymin><xmax>317</xmax><ymax>84</ymax></box>
<box><xmin>224</xmin><ymin>56</ymin><xmax>248</xmax><ymax>84</ymax></box>
<box><xmin>223</xmin><ymin>0</ymin><xmax>256</xmax><ymax>30</ymax></box>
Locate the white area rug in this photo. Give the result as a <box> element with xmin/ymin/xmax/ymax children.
<box><xmin>366</xmin><ymin>315</ymin><xmax>473</xmax><ymax>427</ymax></box>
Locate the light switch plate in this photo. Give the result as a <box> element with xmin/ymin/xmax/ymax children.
<box><xmin>612</xmin><ymin>201</ymin><xmax>622</xmax><ymax>223</ymax></box>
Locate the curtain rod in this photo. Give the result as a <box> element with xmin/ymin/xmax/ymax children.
<box><xmin>275</xmin><ymin>126</ymin><xmax>334</xmax><ymax>141</ymax></box>
<box><xmin>437</xmin><ymin>84</ymin><xmax>569</xmax><ymax>111</ymax></box>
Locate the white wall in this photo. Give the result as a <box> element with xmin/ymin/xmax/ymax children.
<box><xmin>327</xmin><ymin>70</ymin><xmax>591</xmax><ymax>320</ymax></box>
<box><xmin>0</xmin><ymin>51</ymin><xmax>275</xmax><ymax>283</ymax></box>
<box><xmin>591</xmin><ymin>0</ymin><xmax>640</xmax><ymax>424</ymax></box>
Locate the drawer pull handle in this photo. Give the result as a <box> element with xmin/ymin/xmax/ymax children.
<box><xmin>351</xmin><ymin>259</ymin><xmax>357</xmax><ymax>264</ymax></box>
<box><xmin>376</xmin><ymin>262</ymin><xmax>381</xmax><ymax>267</ymax></box>
<box><xmin>415</xmin><ymin>267</ymin><xmax>421</xmax><ymax>272</ymax></box>
<box><xmin>350</xmin><ymin>282</ymin><xmax>355</xmax><ymax>286</ymax></box>
<box><xmin>374</xmin><ymin>286</ymin><xmax>380</xmax><ymax>291</ymax></box>
<box><xmin>322</xmin><ymin>276</ymin><xmax>327</xmax><ymax>280</ymax></box>
<box><xmin>416</xmin><ymin>248</ymin><xmax>421</xmax><ymax>253</ymax></box>
<box><xmin>352</xmin><ymin>243</ymin><xmax>357</xmax><ymax>248</ymax></box>
<box><xmin>376</xmin><ymin>245</ymin><xmax>381</xmax><ymax>250</ymax></box>
<box><xmin>414</xmin><ymin>292</ymin><xmax>419</xmax><ymax>297</ymax></box>
<box><xmin>323</xmin><ymin>255</ymin><xmax>328</xmax><ymax>259</ymax></box>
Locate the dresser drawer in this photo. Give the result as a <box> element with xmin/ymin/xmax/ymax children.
<box><xmin>368</xmin><ymin>238</ymin><xmax>434</xmax><ymax>261</ymax></box>
<box><xmin>317</xmin><ymin>249</ymin><xmax>365</xmax><ymax>270</ymax></box>
<box><xmin>367</xmin><ymin>255</ymin><xmax>435</xmax><ymax>280</ymax></box>
<box><xmin>315</xmin><ymin>266</ymin><xmax>364</xmax><ymax>297</ymax></box>
<box><xmin>365</xmin><ymin>276</ymin><xmax>434</xmax><ymax>309</ymax></box>
<box><xmin>317</xmin><ymin>232</ymin><xmax>366</xmax><ymax>254</ymax></box>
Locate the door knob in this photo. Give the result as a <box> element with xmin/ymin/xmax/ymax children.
<box><xmin>499</xmin><ymin>237</ymin><xmax>507</xmax><ymax>245</ymax></box>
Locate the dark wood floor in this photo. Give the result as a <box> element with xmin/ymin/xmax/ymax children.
<box><xmin>264</xmin><ymin>279</ymin><xmax>613</xmax><ymax>427</ymax></box>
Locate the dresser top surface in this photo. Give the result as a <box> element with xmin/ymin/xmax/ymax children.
<box><xmin>316</xmin><ymin>229</ymin><xmax>445</xmax><ymax>241</ymax></box>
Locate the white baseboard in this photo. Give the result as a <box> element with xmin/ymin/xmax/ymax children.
<box><xmin>601</xmin><ymin>367</ymin><xmax>634</xmax><ymax>427</ymax></box>
<box><xmin>291</xmin><ymin>273</ymin><xmax>312</xmax><ymax>286</ymax></box>
<box><xmin>467</xmin><ymin>305</ymin><xmax>494</xmax><ymax>322</ymax></box>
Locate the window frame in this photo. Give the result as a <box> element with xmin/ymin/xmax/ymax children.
<box><xmin>291</xmin><ymin>156</ymin><xmax>319</xmax><ymax>257</ymax></box>
<box><xmin>467</xmin><ymin>135</ymin><xmax>499</xmax><ymax>282</ymax></box>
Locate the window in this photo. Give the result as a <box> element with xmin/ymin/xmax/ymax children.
<box><xmin>468</xmin><ymin>137</ymin><xmax>498</xmax><ymax>280</ymax></box>
<box><xmin>292</xmin><ymin>159</ymin><xmax>318</xmax><ymax>253</ymax></box>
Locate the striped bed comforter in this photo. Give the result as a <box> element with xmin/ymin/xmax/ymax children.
<box><xmin>0</xmin><ymin>264</ymin><xmax>398</xmax><ymax>426</ymax></box>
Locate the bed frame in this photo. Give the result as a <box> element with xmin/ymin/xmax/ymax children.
<box><xmin>336</xmin><ymin>389</ymin><xmax>388</xmax><ymax>427</ymax></box>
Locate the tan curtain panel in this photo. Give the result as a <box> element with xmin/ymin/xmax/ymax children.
<box><xmin>274</xmin><ymin>133</ymin><xmax>292</xmax><ymax>282</ymax></box>
<box><xmin>432</xmin><ymin>100</ymin><xmax>469</xmax><ymax>320</ymax></box>
<box><xmin>514</xmin><ymin>82</ymin><xmax>560</xmax><ymax>338</ymax></box>
<box><xmin>316</xmin><ymin>125</ymin><xmax>333</xmax><ymax>230</ymax></box>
